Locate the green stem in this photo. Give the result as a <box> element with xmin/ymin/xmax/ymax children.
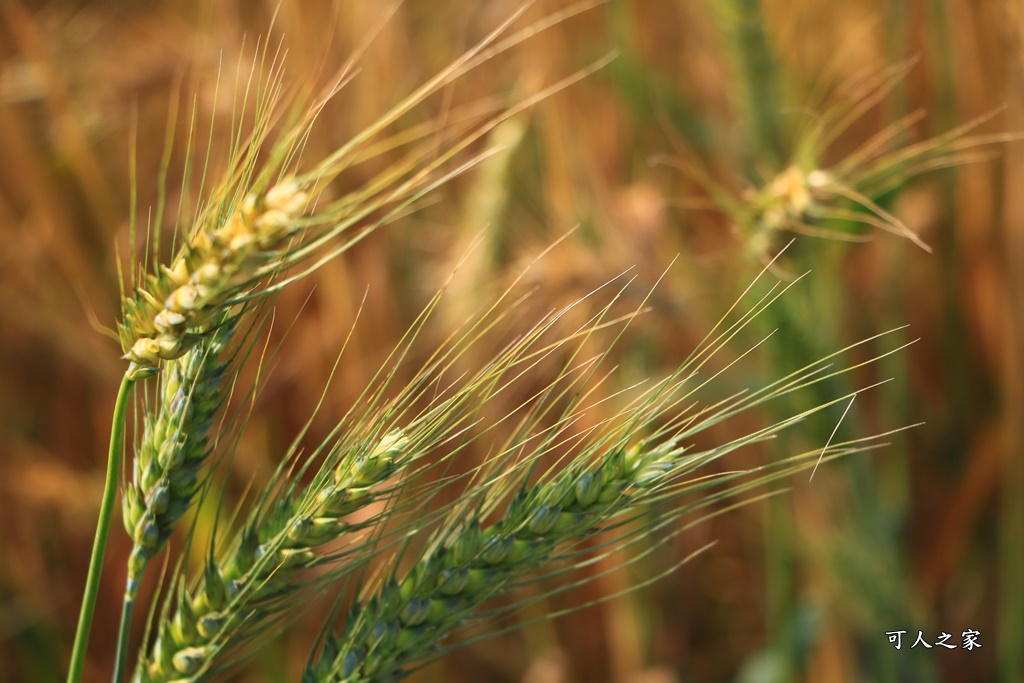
<box><xmin>67</xmin><ymin>373</ymin><xmax>135</xmax><ymax>683</ymax></box>
<box><xmin>112</xmin><ymin>594</ymin><xmax>135</xmax><ymax>683</ymax></box>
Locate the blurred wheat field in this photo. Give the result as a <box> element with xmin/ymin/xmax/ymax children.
<box><xmin>1</xmin><ymin>1</ymin><xmax>1023</xmax><ymax>682</ymax></box>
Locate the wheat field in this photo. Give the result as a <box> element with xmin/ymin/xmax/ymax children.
<box><xmin>1</xmin><ymin>2</ymin><xmax>1023</xmax><ymax>683</ymax></box>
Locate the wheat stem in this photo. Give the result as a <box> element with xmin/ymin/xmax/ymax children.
<box><xmin>113</xmin><ymin>596</ymin><xmax>135</xmax><ymax>683</ymax></box>
<box><xmin>68</xmin><ymin>374</ymin><xmax>136</xmax><ymax>683</ymax></box>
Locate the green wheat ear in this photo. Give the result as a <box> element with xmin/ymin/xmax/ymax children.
<box><xmin>134</xmin><ymin>429</ymin><xmax>412</xmax><ymax>683</ymax></box>
<box><xmin>300</xmin><ymin>265</ymin><xmax>916</xmax><ymax>683</ymax></box>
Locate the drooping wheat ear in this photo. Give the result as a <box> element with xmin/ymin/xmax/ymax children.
<box><xmin>296</xmin><ymin>342</ymin><xmax>911</xmax><ymax>683</ymax></box>
<box><xmin>121</xmin><ymin>316</ymin><xmax>237</xmax><ymax>594</ymax></box>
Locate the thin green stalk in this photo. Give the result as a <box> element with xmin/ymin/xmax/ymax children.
<box><xmin>68</xmin><ymin>373</ymin><xmax>136</xmax><ymax>683</ymax></box>
<box><xmin>113</xmin><ymin>596</ymin><xmax>135</xmax><ymax>683</ymax></box>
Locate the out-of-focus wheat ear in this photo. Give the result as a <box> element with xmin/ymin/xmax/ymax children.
<box><xmin>729</xmin><ymin>61</ymin><xmax>1018</xmax><ymax>262</ymax></box>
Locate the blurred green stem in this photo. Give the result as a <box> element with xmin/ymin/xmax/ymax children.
<box><xmin>731</xmin><ymin>0</ymin><xmax>785</xmax><ymax>173</ymax></box>
<box><xmin>67</xmin><ymin>373</ymin><xmax>135</xmax><ymax>683</ymax></box>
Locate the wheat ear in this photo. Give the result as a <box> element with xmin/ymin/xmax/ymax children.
<box><xmin>302</xmin><ymin>436</ymin><xmax>679</xmax><ymax>683</ymax></box>
<box><xmin>306</xmin><ymin>422</ymin><xmax>884</xmax><ymax>683</ymax></box>
<box><xmin>116</xmin><ymin>2</ymin><xmax>607</xmax><ymax>383</ymax></box>
<box><xmin>301</xmin><ymin>271</ymin><xmax>916</xmax><ymax>683</ymax></box>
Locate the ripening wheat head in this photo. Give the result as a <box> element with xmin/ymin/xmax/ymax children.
<box><xmin>116</xmin><ymin>2</ymin><xmax>608</xmax><ymax>381</ymax></box>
